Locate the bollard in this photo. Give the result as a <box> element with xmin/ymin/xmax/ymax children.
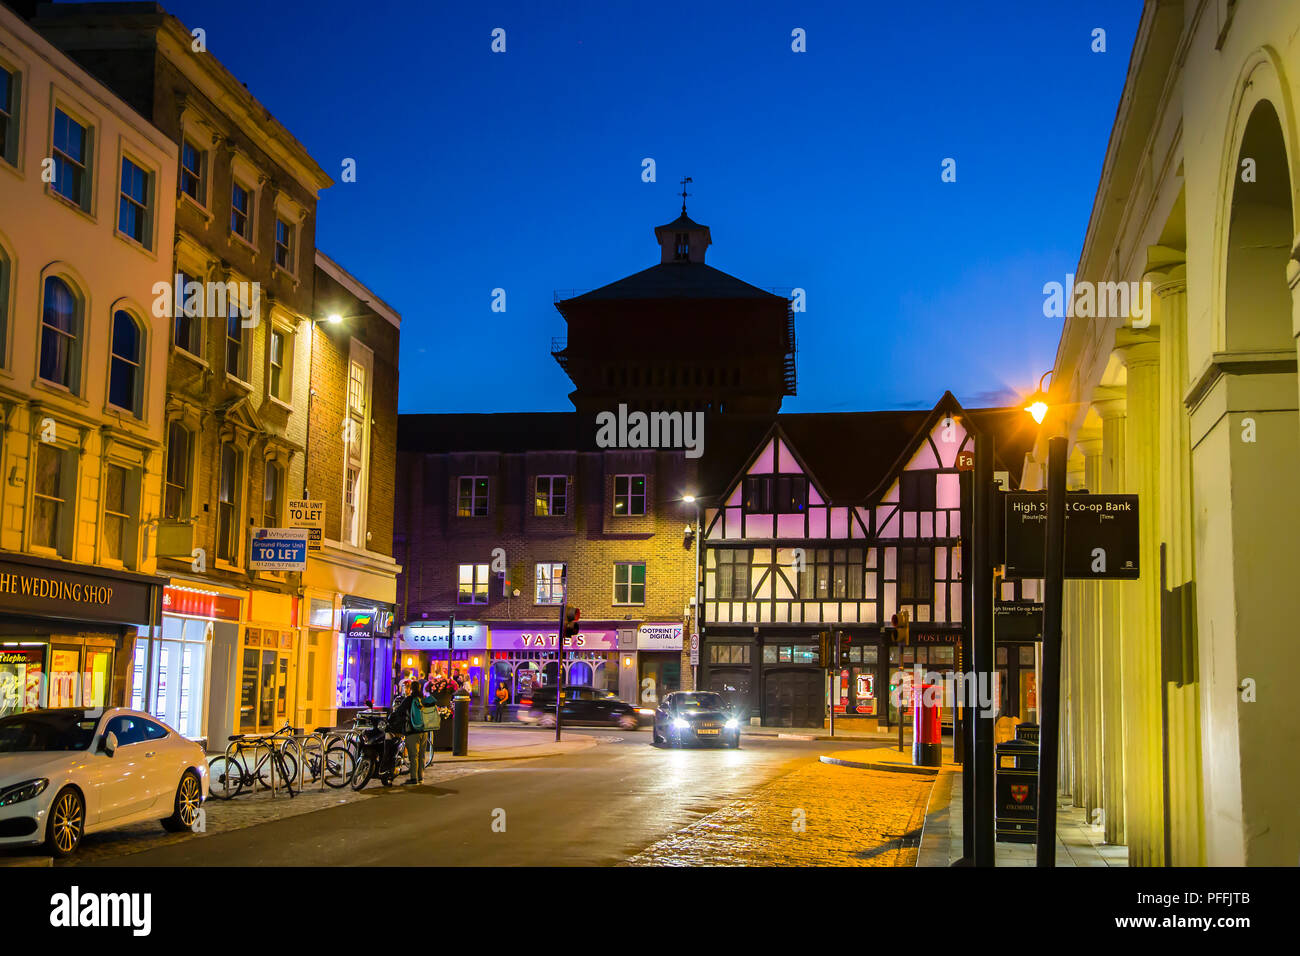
<box><xmin>452</xmin><ymin>687</ymin><xmax>470</xmax><ymax>756</ymax></box>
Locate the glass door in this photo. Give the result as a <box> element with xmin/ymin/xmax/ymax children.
<box><xmin>48</xmin><ymin>647</ymin><xmax>80</xmax><ymax>707</ymax></box>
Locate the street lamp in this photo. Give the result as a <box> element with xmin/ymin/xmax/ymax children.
<box><xmin>1023</xmin><ymin>371</ymin><xmax>1053</xmax><ymax>425</ymax></box>
<box><xmin>679</xmin><ymin>493</ymin><xmax>712</xmax><ymax>692</ymax></box>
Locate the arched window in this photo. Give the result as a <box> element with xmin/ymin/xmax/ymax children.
<box><xmin>109</xmin><ymin>309</ymin><xmax>143</xmax><ymax>415</ymax></box>
<box><xmin>40</xmin><ymin>275</ymin><xmax>81</xmax><ymax>390</ymax></box>
<box><xmin>163</xmin><ymin>421</ymin><xmax>192</xmax><ymax>519</ymax></box>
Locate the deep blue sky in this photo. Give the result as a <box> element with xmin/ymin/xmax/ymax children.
<box><xmin>127</xmin><ymin>0</ymin><xmax>1140</xmax><ymax>413</ymax></box>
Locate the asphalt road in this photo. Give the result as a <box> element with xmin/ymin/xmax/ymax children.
<box><xmin>79</xmin><ymin>729</ymin><xmax>830</xmax><ymax>867</ymax></box>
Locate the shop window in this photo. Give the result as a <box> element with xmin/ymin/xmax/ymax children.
<box><xmin>535</xmin><ymin>562</ymin><xmax>565</xmax><ymax>605</ymax></box>
<box><xmin>535</xmin><ymin>475</ymin><xmax>567</xmax><ymax>516</ymax></box>
<box><xmin>715</xmin><ymin>548</ymin><xmax>751</xmax><ymax>599</ymax></box>
<box><xmin>457</xmin><ymin>476</ymin><xmax>489</xmax><ymax>517</ymax></box>
<box><xmin>831</xmin><ymin>548</ymin><xmax>864</xmax><ymax>599</ymax></box>
<box><xmin>613</xmin><ymin>561</ymin><xmax>646</xmax><ymax>605</ymax></box>
<box><xmin>40</xmin><ymin>275</ymin><xmax>83</xmax><ymax>392</ymax></box>
<box><xmin>458</xmin><ymin>563</ymin><xmax>489</xmax><ymax>604</ymax></box>
<box><xmin>163</xmin><ymin>421</ymin><xmax>192</xmax><ymax>519</ymax></box>
<box><xmin>108</xmin><ymin>310</ymin><xmax>144</xmax><ymax>415</ymax></box>
<box><xmin>0</xmin><ymin>646</ymin><xmax>44</xmax><ymax>714</ymax></box>
<box><xmin>613</xmin><ymin>475</ymin><xmax>646</xmax><ymax>516</ymax></box>
<box><xmin>217</xmin><ymin>442</ymin><xmax>243</xmax><ymax>563</ymax></box>
<box><xmin>798</xmin><ymin>549</ymin><xmax>831</xmax><ymax>599</ymax></box>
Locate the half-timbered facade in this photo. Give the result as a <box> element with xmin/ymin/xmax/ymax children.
<box><xmin>697</xmin><ymin>394</ymin><xmax>1035</xmax><ymax>728</ymax></box>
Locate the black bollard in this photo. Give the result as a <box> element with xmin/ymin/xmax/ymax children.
<box><xmin>452</xmin><ymin>687</ymin><xmax>470</xmax><ymax>756</ymax></box>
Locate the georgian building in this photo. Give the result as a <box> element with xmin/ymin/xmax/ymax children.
<box><xmin>0</xmin><ymin>3</ymin><xmax>176</xmax><ymax>714</ymax></box>
<box><xmin>27</xmin><ymin>2</ymin><xmax>400</xmax><ymax>746</ymax></box>
<box><xmin>1030</xmin><ymin>0</ymin><xmax>1300</xmax><ymax>866</ymax></box>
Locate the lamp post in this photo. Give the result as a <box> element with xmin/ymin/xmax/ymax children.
<box><xmin>1024</xmin><ymin>372</ymin><xmax>1067</xmax><ymax>867</ymax></box>
<box><xmin>682</xmin><ymin>495</ymin><xmax>703</xmax><ymax>691</ymax></box>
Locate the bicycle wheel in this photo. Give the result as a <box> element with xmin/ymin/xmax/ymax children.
<box><xmin>208</xmin><ymin>755</ymin><xmax>243</xmax><ymax>800</ymax></box>
<box><xmin>323</xmin><ymin>742</ymin><xmax>356</xmax><ymax>789</ymax></box>
<box><xmin>299</xmin><ymin>736</ymin><xmax>324</xmax><ymax>783</ymax></box>
<box><xmin>258</xmin><ymin>745</ymin><xmax>298</xmax><ymax>790</ymax></box>
<box><xmin>423</xmin><ymin>733</ymin><xmax>435</xmax><ymax>769</ymax></box>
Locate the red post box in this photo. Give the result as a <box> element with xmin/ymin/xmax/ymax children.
<box><xmin>913</xmin><ymin>683</ymin><xmax>942</xmax><ymax>767</ymax></box>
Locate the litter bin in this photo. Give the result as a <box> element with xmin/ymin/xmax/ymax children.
<box><xmin>995</xmin><ymin>738</ymin><xmax>1038</xmax><ymax>843</ymax></box>
<box><xmin>1015</xmin><ymin>721</ymin><xmax>1040</xmax><ymax>746</ymax></box>
<box><xmin>452</xmin><ymin>687</ymin><xmax>470</xmax><ymax>756</ymax></box>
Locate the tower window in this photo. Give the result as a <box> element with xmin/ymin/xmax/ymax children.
<box><xmin>675</xmin><ymin>232</ymin><xmax>689</xmax><ymax>260</ymax></box>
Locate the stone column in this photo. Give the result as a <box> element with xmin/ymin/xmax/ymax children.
<box><xmin>1153</xmin><ymin>265</ymin><xmax>1205</xmax><ymax>865</ymax></box>
<box><xmin>1092</xmin><ymin>388</ymin><xmax>1127</xmax><ymax>846</ymax></box>
<box><xmin>1077</xmin><ymin>431</ymin><xmax>1105</xmax><ymax>820</ymax></box>
<box><xmin>1063</xmin><ymin>452</ymin><xmax>1087</xmax><ymax>804</ymax></box>
<box><xmin>1117</xmin><ymin>328</ymin><xmax>1163</xmax><ymax>867</ymax></box>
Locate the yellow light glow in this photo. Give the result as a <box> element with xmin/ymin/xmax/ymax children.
<box><xmin>327</xmin><ymin>313</ymin><xmax>343</xmax><ymax>325</ymax></box>
<box><xmin>624</xmin><ymin>657</ymin><xmax>632</xmax><ymax>667</ymax></box>
<box><xmin>1026</xmin><ymin>400</ymin><xmax>1048</xmax><ymax>424</ymax></box>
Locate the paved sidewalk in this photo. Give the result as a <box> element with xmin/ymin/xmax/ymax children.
<box><xmin>916</xmin><ymin>767</ymin><xmax>1130</xmax><ymax>867</ymax></box>
<box><xmin>430</xmin><ymin>728</ymin><xmax>597</xmax><ymax>762</ymax></box>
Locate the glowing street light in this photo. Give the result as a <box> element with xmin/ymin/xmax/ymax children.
<box><xmin>1024</xmin><ymin>371</ymin><xmax>1053</xmax><ymax>424</ymax></box>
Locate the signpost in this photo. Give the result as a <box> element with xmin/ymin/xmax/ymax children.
<box><xmin>1003</xmin><ymin>492</ymin><xmax>1139</xmax><ymax>579</ymax></box>
<box><xmin>249</xmin><ymin>528</ymin><xmax>308</xmax><ymax>572</ymax></box>
<box><xmin>287</xmin><ymin>499</ymin><xmax>325</xmax><ymax>552</ymax></box>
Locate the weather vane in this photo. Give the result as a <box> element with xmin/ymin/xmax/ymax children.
<box><xmin>679</xmin><ymin>176</ymin><xmax>692</xmax><ymax>214</ymax></box>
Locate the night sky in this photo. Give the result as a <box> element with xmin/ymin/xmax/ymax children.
<box><xmin>106</xmin><ymin>0</ymin><xmax>1141</xmax><ymax>413</ymax></box>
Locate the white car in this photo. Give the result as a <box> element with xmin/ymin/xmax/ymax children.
<box><xmin>0</xmin><ymin>707</ymin><xmax>209</xmax><ymax>857</ymax></box>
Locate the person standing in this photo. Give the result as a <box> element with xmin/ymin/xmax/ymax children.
<box><xmin>494</xmin><ymin>682</ymin><xmax>509</xmax><ymax>722</ymax></box>
<box><xmin>404</xmin><ymin>678</ymin><xmax>439</xmax><ymax>785</ymax></box>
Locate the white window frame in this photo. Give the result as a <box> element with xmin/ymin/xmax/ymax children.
<box><xmin>49</xmin><ymin>100</ymin><xmax>94</xmax><ymax>212</ymax></box>
<box><xmin>458</xmin><ymin>563</ymin><xmax>490</xmax><ymax>605</ymax></box>
<box><xmin>458</xmin><ymin>476</ymin><xmax>490</xmax><ymax>517</ymax></box>
<box><xmin>534</xmin><ymin>475</ymin><xmax>567</xmax><ymax>517</ymax></box>
<box><xmin>116</xmin><ymin>151</ymin><xmax>154</xmax><ymax>250</ymax></box>
<box><xmin>535</xmin><ymin>562</ymin><xmax>566</xmax><ymax>605</ymax></box>
<box><xmin>613</xmin><ymin>474</ymin><xmax>647</xmax><ymax>516</ymax></box>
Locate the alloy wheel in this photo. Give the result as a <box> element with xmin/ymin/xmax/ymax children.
<box><xmin>51</xmin><ymin>790</ymin><xmax>83</xmax><ymax>855</ymax></box>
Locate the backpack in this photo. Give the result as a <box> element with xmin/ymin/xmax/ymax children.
<box><xmin>388</xmin><ymin>695</ymin><xmax>413</xmax><ymax>734</ymax></box>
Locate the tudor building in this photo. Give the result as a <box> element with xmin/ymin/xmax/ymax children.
<box><xmin>694</xmin><ymin>395</ymin><xmax>1036</xmax><ymax>728</ymax></box>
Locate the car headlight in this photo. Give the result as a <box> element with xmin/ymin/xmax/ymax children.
<box><xmin>725</xmin><ymin>719</ymin><xmax>739</xmax><ymax>729</ymax></box>
<box><xmin>672</xmin><ymin>718</ymin><xmax>689</xmax><ymax>730</ymax></box>
<box><xmin>0</xmin><ymin>778</ymin><xmax>49</xmax><ymax>807</ymax></box>
<box><xmin>638</xmin><ymin>709</ymin><xmax>655</xmax><ymax>716</ymax></box>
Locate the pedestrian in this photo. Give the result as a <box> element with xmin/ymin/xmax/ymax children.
<box><xmin>494</xmin><ymin>682</ymin><xmax>509</xmax><ymax>722</ymax></box>
<box><xmin>403</xmin><ymin>678</ymin><xmax>439</xmax><ymax>785</ymax></box>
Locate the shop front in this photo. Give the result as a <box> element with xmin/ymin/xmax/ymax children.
<box><xmin>335</xmin><ymin>603</ymin><xmax>395</xmax><ymax>721</ymax></box>
<box><xmin>636</xmin><ymin>622</ymin><xmax>685</xmax><ymax>709</ymax></box>
<box><xmin>396</xmin><ymin>620</ymin><xmax>489</xmax><ymax>715</ymax></box>
<box><xmin>830</xmin><ymin>628</ymin><xmax>883</xmax><ymax>731</ymax></box>
<box><xmin>699</xmin><ymin>629</ymin><xmax>823</xmax><ymax>728</ymax></box>
<box><xmin>0</xmin><ymin>551</ymin><xmax>165</xmax><ymax>717</ymax></box>
<box><xmin>489</xmin><ymin>625</ymin><xmax>621</xmax><ymax>707</ymax></box>
<box><xmin>131</xmin><ymin>584</ymin><xmax>242</xmax><ymax>743</ymax></box>
<box><xmin>887</xmin><ymin>628</ymin><xmax>961</xmax><ymax>730</ymax></box>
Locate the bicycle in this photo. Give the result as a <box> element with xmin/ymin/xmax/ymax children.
<box><xmin>207</xmin><ymin>725</ymin><xmax>300</xmax><ymax>800</ymax></box>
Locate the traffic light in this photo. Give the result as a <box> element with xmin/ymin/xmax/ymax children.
<box><xmin>838</xmin><ymin>631</ymin><xmax>852</xmax><ymax>660</ymax></box>
<box><xmin>891</xmin><ymin>609</ymin><xmax>911</xmax><ymax>645</ymax></box>
<box><xmin>563</xmin><ymin>607</ymin><xmax>582</xmax><ymax>639</ymax></box>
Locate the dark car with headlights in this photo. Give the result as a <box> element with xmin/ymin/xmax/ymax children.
<box><xmin>652</xmin><ymin>692</ymin><xmax>740</xmax><ymax>748</ymax></box>
<box><xmin>519</xmin><ymin>685</ymin><xmax>643</xmax><ymax>730</ymax></box>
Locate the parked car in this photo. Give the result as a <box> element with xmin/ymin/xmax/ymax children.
<box><xmin>0</xmin><ymin>708</ymin><xmax>208</xmax><ymax>857</ymax></box>
<box><xmin>652</xmin><ymin>692</ymin><xmax>741</xmax><ymax>748</ymax></box>
<box><xmin>518</xmin><ymin>685</ymin><xmax>643</xmax><ymax>730</ymax></box>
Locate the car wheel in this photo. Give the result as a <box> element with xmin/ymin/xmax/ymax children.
<box><xmin>46</xmin><ymin>787</ymin><xmax>84</xmax><ymax>858</ymax></box>
<box><xmin>161</xmin><ymin>770</ymin><xmax>204</xmax><ymax>832</ymax></box>
<box><xmin>617</xmin><ymin>714</ymin><xmax>638</xmax><ymax>730</ymax></box>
